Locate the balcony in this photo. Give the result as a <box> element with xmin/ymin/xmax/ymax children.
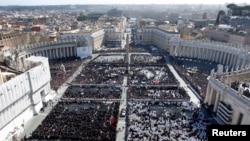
<box><xmin>218</xmin><ymin>101</ymin><xmax>233</xmax><ymax>114</ymax></box>
<box><xmin>216</xmin><ymin>101</ymin><xmax>233</xmax><ymax>125</ymax></box>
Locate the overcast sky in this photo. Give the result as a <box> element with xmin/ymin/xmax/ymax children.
<box><xmin>1</xmin><ymin>0</ymin><xmax>249</xmax><ymax>6</ymax></box>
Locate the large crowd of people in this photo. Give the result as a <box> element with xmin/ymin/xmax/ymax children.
<box><xmin>49</xmin><ymin>57</ymin><xmax>83</xmax><ymax>90</ymax></box>
<box><xmin>91</xmin><ymin>55</ymin><xmax>125</xmax><ymax>64</ymax></box>
<box><xmin>21</xmin><ymin>52</ymin><xmax>216</xmax><ymax>141</ymax></box>
<box><xmin>93</xmin><ymin>48</ymin><xmax>125</xmax><ymax>54</ymax></box>
<box><xmin>129</xmin><ymin>66</ymin><xmax>178</xmax><ymax>85</ymax></box>
<box><xmin>128</xmin><ymin>86</ymin><xmax>189</xmax><ymax>100</ymax></box>
<box><xmin>170</xmin><ymin>57</ymin><xmax>217</xmax><ymax>99</ymax></box>
<box><xmin>127</xmin><ymin>101</ymin><xmax>209</xmax><ymax>141</ymax></box>
<box><xmin>130</xmin><ymin>46</ymin><xmax>166</xmax><ymax>54</ymax></box>
<box><xmin>24</xmin><ymin>101</ymin><xmax>120</xmax><ymax>141</ymax></box>
<box><xmin>72</xmin><ymin>64</ymin><xmax>126</xmax><ymax>84</ymax></box>
<box><xmin>63</xmin><ymin>85</ymin><xmax>122</xmax><ymax>99</ymax></box>
<box><xmin>130</xmin><ymin>54</ymin><xmax>165</xmax><ymax>64</ymax></box>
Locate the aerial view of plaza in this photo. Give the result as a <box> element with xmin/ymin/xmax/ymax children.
<box><xmin>0</xmin><ymin>0</ymin><xmax>250</xmax><ymax>141</ymax></box>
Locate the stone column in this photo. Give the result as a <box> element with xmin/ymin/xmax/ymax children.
<box><xmin>235</xmin><ymin>57</ymin><xmax>241</xmax><ymax>71</ymax></box>
<box><xmin>56</xmin><ymin>48</ymin><xmax>59</xmax><ymax>58</ymax></box>
<box><xmin>65</xmin><ymin>47</ymin><xmax>68</xmax><ymax>57</ymax></box>
<box><xmin>222</xmin><ymin>52</ymin><xmax>226</xmax><ymax>65</ymax></box>
<box><xmin>232</xmin><ymin>55</ymin><xmax>237</xmax><ymax>70</ymax></box>
<box><xmin>240</xmin><ymin>58</ymin><xmax>246</xmax><ymax>70</ymax></box>
<box><xmin>208</xmin><ymin>89</ymin><xmax>214</xmax><ymax>106</ymax></box>
<box><xmin>51</xmin><ymin>49</ymin><xmax>56</xmax><ymax>59</ymax></box>
<box><xmin>215</xmin><ymin>50</ymin><xmax>219</xmax><ymax>63</ymax></box>
<box><xmin>211</xmin><ymin>50</ymin><xmax>215</xmax><ymax>62</ymax></box>
<box><xmin>192</xmin><ymin>47</ymin><xmax>195</xmax><ymax>58</ymax></box>
<box><xmin>204</xmin><ymin>48</ymin><xmax>207</xmax><ymax>60</ymax></box>
<box><xmin>213</xmin><ymin>93</ymin><xmax>220</xmax><ymax>112</ymax></box>
<box><xmin>170</xmin><ymin>46</ymin><xmax>174</xmax><ymax>55</ymax></box>
<box><xmin>62</xmin><ymin>48</ymin><xmax>65</xmax><ymax>58</ymax></box>
<box><xmin>204</xmin><ymin>84</ymin><xmax>211</xmax><ymax>104</ymax></box>
<box><xmin>49</xmin><ymin>49</ymin><xmax>52</xmax><ymax>59</ymax></box>
<box><xmin>58</xmin><ymin>48</ymin><xmax>61</xmax><ymax>58</ymax></box>
<box><xmin>228</xmin><ymin>54</ymin><xmax>233</xmax><ymax>68</ymax></box>
<box><xmin>68</xmin><ymin>47</ymin><xmax>71</xmax><ymax>57</ymax></box>
<box><xmin>74</xmin><ymin>47</ymin><xmax>77</xmax><ymax>57</ymax></box>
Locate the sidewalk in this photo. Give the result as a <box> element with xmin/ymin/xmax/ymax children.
<box><xmin>115</xmin><ymin>77</ymin><xmax>128</xmax><ymax>141</ymax></box>
<box><xmin>165</xmin><ymin>56</ymin><xmax>200</xmax><ymax>107</ymax></box>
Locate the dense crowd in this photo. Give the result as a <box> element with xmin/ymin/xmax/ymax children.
<box><xmin>63</xmin><ymin>85</ymin><xmax>122</xmax><ymax>99</ymax></box>
<box><xmin>130</xmin><ymin>46</ymin><xmax>152</xmax><ymax>52</ymax></box>
<box><xmin>91</xmin><ymin>55</ymin><xmax>125</xmax><ymax>64</ymax></box>
<box><xmin>127</xmin><ymin>101</ymin><xmax>209</xmax><ymax>141</ymax></box>
<box><xmin>20</xmin><ymin>52</ymin><xmax>216</xmax><ymax>141</ymax></box>
<box><xmin>128</xmin><ymin>86</ymin><xmax>189</xmax><ymax>100</ymax></box>
<box><xmin>23</xmin><ymin>101</ymin><xmax>120</xmax><ymax>141</ymax></box>
<box><xmin>93</xmin><ymin>48</ymin><xmax>125</xmax><ymax>53</ymax></box>
<box><xmin>129</xmin><ymin>66</ymin><xmax>178</xmax><ymax>85</ymax></box>
<box><xmin>72</xmin><ymin>64</ymin><xmax>126</xmax><ymax>84</ymax></box>
<box><xmin>49</xmin><ymin>57</ymin><xmax>83</xmax><ymax>91</ymax></box>
<box><xmin>130</xmin><ymin>54</ymin><xmax>165</xmax><ymax>64</ymax></box>
<box><xmin>130</xmin><ymin>46</ymin><xmax>165</xmax><ymax>54</ymax></box>
<box><xmin>171</xmin><ymin>57</ymin><xmax>217</xmax><ymax>99</ymax></box>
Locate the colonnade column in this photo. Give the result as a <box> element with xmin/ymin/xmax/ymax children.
<box><xmin>228</xmin><ymin>54</ymin><xmax>233</xmax><ymax>68</ymax></box>
<box><xmin>66</xmin><ymin>47</ymin><xmax>69</xmax><ymax>57</ymax></box>
<box><xmin>204</xmin><ymin>48</ymin><xmax>207</xmax><ymax>60</ymax></box>
<box><xmin>62</xmin><ymin>48</ymin><xmax>65</xmax><ymax>58</ymax></box>
<box><xmin>212</xmin><ymin>50</ymin><xmax>215</xmax><ymax>62</ymax></box>
<box><xmin>232</xmin><ymin>55</ymin><xmax>237</xmax><ymax>71</ymax></box>
<box><xmin>74</xmin><ymin>47</ymin><xmax>77</xmax><ymax>57</ymax></box>
<box><xmin>213</xmin><ymin>93</ymin><xmax>220</xmax><ymax>112</ymax></box>
<box><xmin>235</xmin><ymin>57</ymin><xmax>241</xmax><ymax>71</ymax></box>
<box><xmin>240</xmin><ymin>58</ymin><xmax>246</xmax><ymax>70</ymax></box>
<box><xmin>50</xmin><ymin>49</ymin><xmax>52</xmax><ymax>59</ymax></box>
<box><xmin>204</xmin><ymin>83</ymin><xmax>211</xmax><ymax>104</ymax></box>
<box><xmin>208</xmin><ymin>88</ymin><xmax>214</xmax><ymax>106</ymax></box>
<box><xmin>170</xmin><ymin>46</ymin><xmax>174</xmax><ymax>56</ymax></box>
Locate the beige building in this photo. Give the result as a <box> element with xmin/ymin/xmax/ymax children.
<box><xmin>205</xmin><ymin>67</ymin><xmax>250</xmax><ymax>125</ymax></box>
<box><xmin>0</xmin><ymin>56</ymin><xmax>53</xmax><ymax>141</ymax></box>
<box><xmin>58</xmin><ymin>29</ymin><xmax>105</xmax><ymax>51</ymax></box>
<box><xmin>203</xmin><ymin>28</ymin><xmax>247</xmax><ymax>45</ymax></box>
<box><xmin>136</xmin><ymin>25</ymin><xmax>179</xmax><ymax>51</ymax></box>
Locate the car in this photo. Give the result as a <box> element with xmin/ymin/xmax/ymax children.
<box><xmin>120</xmin><ymin>108</ymin><xmax>126</xmax><ymax>117</ymax></box>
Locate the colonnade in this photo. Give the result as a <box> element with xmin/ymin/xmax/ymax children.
<box><xmin>23</xmin><ymin>46</ymin><xmax>77</xmax><ymax>60</ymax></box>
<box><xmin>170</xmin><ymin>40</ymin><xmax>250</xmax><ymax>71</ymax></box>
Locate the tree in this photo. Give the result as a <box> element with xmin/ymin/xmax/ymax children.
<box><xmin>215</xmin><ymin>10</ymin><xmax>226</xmax><ymax>25</ymax></box>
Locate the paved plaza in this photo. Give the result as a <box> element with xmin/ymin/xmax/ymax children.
<box><xmin>18</xmin><ymin>49</ymin><xmax>217</xmax><ymax>141</ymax></box>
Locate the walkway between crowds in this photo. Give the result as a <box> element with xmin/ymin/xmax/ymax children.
<box><xmin>116</xmin><ymin>76</ymin><xmax>128</xmax><ymax>141</ymax></box>
<box><xmin>165</xmin><ymin>56</ymin><xmax>201</xmax><ymax>107</ymax></box>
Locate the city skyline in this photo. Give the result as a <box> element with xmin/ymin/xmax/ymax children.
<box><xmin>0</xmin><ymin>0</ymin><xmax>249</xmax><ymax>6</ymax></box>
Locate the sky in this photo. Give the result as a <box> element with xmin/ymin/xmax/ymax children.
<box><xmin>0</xmin><ymin>0</ymin><xmax>249</xmax><ymax>6</ymax></box>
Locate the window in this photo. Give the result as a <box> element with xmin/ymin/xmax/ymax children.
<box><xmin>237</xmin><ymin>113</ymin><xmax>243</xmax><ymax>125</ymax></box>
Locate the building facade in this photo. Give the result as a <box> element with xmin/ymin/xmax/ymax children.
<box><xmin>169</xmin><ymin>38</ymin><xmax>250</xmax><ymax>125</ymax></box>
<box><xmin>58</xmin><ymin>29</ymin><xmax>105</xmax><ymax>51</ymax></box>
<box><xmin>0</xmin><ymin>56</ymin><xmax>53</xmax><ymax>141</ymax></box>
<box><xmin>136</xmin><ymin>27</ymin><xmax>180</xmax><ymax>51</ymax></box>
<box><xmin>205</xmin><ymin>68</ymin><xmax>250</xmax><ymax>125</ymax></box>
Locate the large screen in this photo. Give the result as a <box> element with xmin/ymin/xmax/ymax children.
<box><xmin>76</xmin><ymin>46</ymin><xmax>92</xmax><ymax>59</ymax></box>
